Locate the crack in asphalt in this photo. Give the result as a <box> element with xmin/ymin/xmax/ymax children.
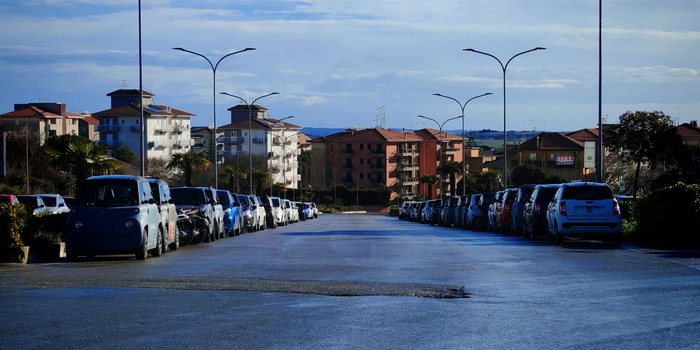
<box><xmin>3</xmin><ymin>277</ymin><xmax>470</xmax><ymax>299</ymax></box>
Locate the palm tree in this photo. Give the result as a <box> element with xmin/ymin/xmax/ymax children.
<box><xmin>417</xmin><ymin>174</ymin><xmax>439</xmax><ymax>199</ymax></box>
<box><xmin>46</xmin><ymin>139</ymin><xmax>121</xmax><ymax>182</ymax></box>
<box><xmin>252</xmin><ymin>169</ymin><xmax>272</xmax><ymax>195</ymax></box>
<box><xmin>166</xmin><ymin>151</ymin><xmax>212</xmax><ymax>187</ymax></box>
<box><xmin>438</xmin><ymin>161</ymin><xmax>462</xmax><ymax>196</ymax></box>
<box><xmin>220</xmin><ymin>164</ymin><xmax>247</xmax><ymax>193</ymax></box>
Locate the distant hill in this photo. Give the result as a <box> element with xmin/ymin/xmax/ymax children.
<box><xmin>301</xmin><ymin>127</ymin><xmax>542</xmax><ymax>145</ymax></box>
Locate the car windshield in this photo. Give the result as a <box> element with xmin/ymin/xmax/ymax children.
<box><xmin>171</xmin><ymin>188</ymin><xmax>207</xmax><ymax>205</ymax></box>
<box><xmin>518</xmin><ymin>188</ymin><xmax>535</xmax><ymax>202</ymax></box>
<box><xmin>562</xmin><ymin>186</ymin><xmax>613</xmax><ymax>200</ymax></box>
<box><xmin>480</xmin><ymin>192</ymin><xmax>497</xmax><ymax>205</ymax></box>
<box><xmin>77</xmin><ymin>180</ymin><xmax>139</xmax><ymax>207</ymax></box>
<box><xmin>217</xmin><ymin>192</ymin><xmax>231</xmax><ymax>205</ymax></box>
<box><xmin>38</xmin><ymin>196</ymin><xmax>57</xmax><ymax>206</ymax></box>
<box><xmin>237</xmin><ymin>195</ymin><xmax>250</xmax><ymax>207</ymax></box>
<box><xmin>272</xmin><ymin>198</ymin><xmax>280</xmax><ymax>206</ymax></box>
<box><xmin>17</xmin><ymin>196</ymin><xmax>38</xmax><ymax>208</ymax></box>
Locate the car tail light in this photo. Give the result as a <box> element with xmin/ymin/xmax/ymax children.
<box><xmin>558</xmin><ymin>201</ymin><xmax>567</xmax><ymax>216</ymax></box>
<box><xmin>613</xmin><ymin>198</ymin><xmax>620</xmax><ymax>215</ymax></box>
<box><xmin>533</xmin><ymin>201</ymin><xmax>541</xmax><ymax>214</ymax></box>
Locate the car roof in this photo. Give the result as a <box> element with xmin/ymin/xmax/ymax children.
<box><xmin>87</xmin><ymin>175</ymin><xmax>146</xmax><ymax>181</ymax></box>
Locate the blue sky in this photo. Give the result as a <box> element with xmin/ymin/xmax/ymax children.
<box><xmin>1</xmin><ymin>0</ymin><xmax>698</xmax><ymax>131</ymax></box>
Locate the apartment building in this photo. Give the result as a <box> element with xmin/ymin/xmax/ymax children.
<box><xmin>92</xmin><ymin>89</ymin><xmax>194</xmax><ymax>159</ymax></box>
<box><xmin>215</xmin><ymin>104</ymin><xmax>303</xmax><ymax>189</ymax></box>
<box><xmin>311</xmin><ymin>128</ymin><xmax>466</xmax><ymax>200</ymax></box>
<box><xmin>0</xmin><ymin>102</ymin><xmax>97</xmax><ymax>144</ymax></box>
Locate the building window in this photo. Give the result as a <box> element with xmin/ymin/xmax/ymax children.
<box><xmin>360</xmin><ymin>158</ymin><xmax>364</xmax><ymax>165</ymax></box>
<box><xmin>360</xmin><ymin>173</ymin><xmax>364</xmax><ymax>180</ymax></box>
<box><xmin>360</xmin><ymin>144</ymin><xmax>364</xmax><ymax>150</ymax></box>
<box><xmin>367</xmin><ymin>144</ymin><xmax>372</xmax><ymax>150</ymax></box>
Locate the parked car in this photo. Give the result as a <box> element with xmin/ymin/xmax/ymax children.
<box><xmin>523</xmin><ymin>184</ymin><xmax>560</xmax><ymax>239</ymax></box>
<box><xmin>237</xmin><ymin>194</ymin><xmax>256</xmax><ymax>232</ymax></box>
<box><xmin>546</xmin><ymin>182</ymin><xmax>622</xmax><ymax>243</ymax></box>
<box><xmin>63</xmin><ymin>196</ymin><xmax>76</xmax><ymax>208</ymax></box>
<box><xmin>249</xmin><ymin>196</ymin><xmax>266</xmax><ymax>230</ymax></box>
<box><xmin>261</xmin><ymin>196</ymin><xmax>286</xmax><ymax>228</ymax></box>
<box><xmin>466</xmin><ymin>194</ymin><xmax>483</xmax><ymax>230</ymax></box>
<box><xmin>217</xmin><ymin>189</ymin><xmax>243</xmax><ymax>236</ymax></box>
<box><xmin>476</xmin><ymin>192</ymin><xmax>497</xmax><ymax>231</ymax></box>
<box><xmin>454</xmin><ymin>195</ymin><xmax>470</xmax><ymax>228</ymax></box>
<box><xmin>295</xmin><ymin>201</ymin><xmax>308</xmax><ymax>221</ymax></box>
<box><xmin>410</xmin><ymin>202</ymin><xmax>423</xmax><ymax>222</ymax></box>
<box><xmin>283</xmin><ymin>199</ymin><xmax>298</xmax><ymax>223</ymax></box>
<box><xmin>439</xmin><ymin>196</ymin><xmax>459</xmax><ymax>227</ymax></box>
<box><xmin>487</xmin><ymin>191</ymin><xmax>504</xmax><ymax>231</ymax></box>
<box><xmin>308</xmin><ymin>202</ymin><xmax>319</xmax><ymax>218</ymax></box>
<box><xmin>510</xmin><ymin>185</ymin><xmax>536</xmax><ymax>235</ymax></box>
<box><xmin>0</xmin><ymin>194</ymin><xmax>19</xmax><ymax>205</ymax></box>
<box><xmin>65</xmin><ymin>175</ymin><xmax>162</xmax><ymax>260</ymax></box>
<box><xmin>199</xmin><ymin>187</ymin><xmax>225</xmax><ymax>239</ymax></box>
<box><xmin>147</xmin><ymin>178</ymin><xmax>179</xmax><ymax>252</ymax></box>
<box><xmin>171</xmin><ymin>187</ymin><xmax>218</xmax><ymax>242</ymax></box>
<box><xmin>35</xmin><ymin>194</ymin><xmax>70</xmax><ymax>214</ymax></box>
<box><xmin>399</xmin><ymin>201</ymin><xmax>414</xmax><ymax>220</ymax></box>
<box><xmin>16</xmin><ymin>195</ymin><xmax>49</xmax><ymax>216</ymax></box>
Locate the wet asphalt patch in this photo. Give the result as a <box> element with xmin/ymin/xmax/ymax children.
<box><xmin>4</xmin><ymin>276</ymin><xmax>469</xmax><ymax>299</ymax></box>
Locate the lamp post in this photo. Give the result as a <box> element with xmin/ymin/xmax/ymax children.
<box><xmin>220</xmin><ymin>92</ymin><xmax>279</xmax><ymax>195</ymax></box>
<box><xmin>433</xmin><ymin>92</ymin><xmax>493</xmax><ymax>195</ymax></box>
<box><xmin>463</xmin><ymin>47</ymin><xmax>545</xmax><ymax>189</ymax></box>
<box><xmin>173</xmin><ymin>46</ymin><xmax>255</xmax><ymax>188</ymax></box>
<box><xmin>417</xmin><ymin>114</ymin><xmax>462</xmax><ymax>199</ymax></box>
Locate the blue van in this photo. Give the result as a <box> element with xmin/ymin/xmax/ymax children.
<box><xmin>65</xmin><ymin>175</ymin><xmax>163</xmax><ymax>260</ymax></box>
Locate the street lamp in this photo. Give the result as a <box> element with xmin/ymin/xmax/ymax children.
<box><xmin>417</xmin><ymin>114</ymin><xmax>462</xmax><ymax>199</ymax></box>
<box><xmin>433</xmin><ymin>92</ymin><xmax>493</xmax><ymax>195</ymax></box>
<box><xmin>172</xmin><ymin>46</ymin><xmax>255</xmax><ymax>188</ymax></box>
<box><xmin>220</xmin><ymin>92</ymin><xmax>279</xmax><ymax>195</ymax></box>
<box><xmin>463</xmin><ymin>47</ymin><xmax>545</xmax><ymax>189</ymax></box>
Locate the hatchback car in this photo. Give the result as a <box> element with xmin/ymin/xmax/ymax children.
<box><xmin>236</xmin><ymin>194</ymin><xmax>256</xmax><ymax>232</ymax></box>
<box><xmin>440</xmin><ymin>196</ymin><xmax>459</xmax><ymax>227</ymax></box>
<box><xmin>250</xmin><ymin>196</ymin><xmax>266</xmax><ymax>230</ymax></box>
<box><xmin>171</xmin><ymin>187</ymin><xmax>219</xmax><ymax>242</ymax></box>
<box><xmin>487</xmin><ymin>191</ymin><xmax>504</xmax><ymax>231</ymax></box>
<box><xmin>465</xmin><ymin>194</ymin><xmax>483</xmax><ymax>229</ymax></box>
<box><xmin>16</xmin><ymin>195</ymin><xmax>49</xmax><ymax>216</ymax></box>
<box><xmin>147</xmin><ymin>178</ymin><xmax>179</xmax><ymax>252</ymax></box>
<box><xmin>523</xmin><ymin>184</ymin><xmax>560</xmax><ymax>239</ymax></box>
<box><xmin>35</xmin><ymin>194</ymin><xmax>71</xmax><ymax>214</ymax></box>
<box><xmin>0</xmin><ymin>194</ymin><xmax>20</xmax><ymax>205</ymax></box>
<box><xmin>217</xmin><ymin>190</ymin><xmax>243</xmax><ymax>236</ymax></box>
<box><xmin>65</xmin><ymin>175</ymin><xmax>162</xmax><ymax>260</ymax></box>
<box><xmin>510</xmin><ymin>185</ymin><xmax>536</xmax><ymax>235</ymax></box>
<box><xmin>199</xmin><ymin>187</ymin><xmax>225</xmax><ymax>239</ymax></box>
<box><xmin>546</xmin><ymin>182</ymin><xmax>622</xmax><ymax>243</ymax></box>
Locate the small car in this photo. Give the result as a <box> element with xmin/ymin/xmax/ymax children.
<box><xmin>487</xmin><ymin>191</ymin><xmax>504</xmax><ymax>231</ymax></box>
<box><xmin>523</xmin><ymin>184</ymin><xmax>560</xmax><ymax>239</ymax></box>
<box><xmin>237</xmin><ymin>194</ymin><xmax>256</xmax><ymax>232</ymax></box>
<box><xmin>171</xmin><ymin>187</ymin><xmax>219</xmax><ymax>242</ymax></box>
<box><xmin>147</xmin><ymin>178</ymin><xmax>179</xmax><ymax>251</ymax></box>
<box><xmin>510</xmin><ymin>185</ymin><xmax>536</xmax><ymax>235</ymax></box>
<box><xmin>0</xmin><ymin>194</ymin><xmax>20</xmax><ymax>205</ymax></box>
<box><xmin>199</xmin><ymin>187</ymin><xmax>225</xmax><ymax>239</ymax></box>
<box><xmin>399</xmin><ymin>201</ymin><xmax>414</xmax><ymax>220</ymax></box>
<box><xmin>250</xmin><ymin>196</ymin><xmax>266</xmax><ymax>230</ymax></box>
<box><xmin>65</xmin><ymin>175</ymin><xmax>163</xmax><ymax>260</ymax></box>
<box><xmin>466</xmin><ymin>194</ymin><xmax>483</xmax><ymax>229</ymax></box>
<box><xmin>217</xmin><ymin>190</ymin><xmax>243</xmax><ymax>236</ymax></box>
<box><xmin>308</xmin><ymin>202</ymin><xmax>319</xmax><ymax>218</ymax></box>
<box><xmin>35</xmin><ymin>194</ymin><xmax>71</xmax><ymax>214</ymax></box>
<box><xmin>546</xmin><ymin>182</ymin><xmax>622</xmax><ymax>243</ymax></box>
<box><xmin>16</xmin><ymin>195</ymin><xmax>49</xmax><ymax>216</ymax></box>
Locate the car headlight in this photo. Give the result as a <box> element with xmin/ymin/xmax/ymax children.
<box><xmin>125</xmin><ymin>220</ymin><xmax>134</xmax><ymax>228</ymax></box>
<box><xmin>74</xmin><ymin>221</ymin><xmax>83</xmax><ymax>229</ymax></box>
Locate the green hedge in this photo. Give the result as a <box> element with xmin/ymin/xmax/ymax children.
<box><xmin>0</xmin><ymin>204</ymin><xmax>67</xmax><ymax>246</ymax></box>
<box><xmin>634</xmin><ymin>183</ymin><xmax>700</xmax><ymax>248</ymax></box>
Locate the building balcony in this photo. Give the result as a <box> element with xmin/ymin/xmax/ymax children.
<box><xmin>399</xmin><ymin>149</ymin><xmax>416</xmax><ymax>155</ymax></box>
<box><xmin>218</xmin><ymin>150</ymin><xmax>238</xmax><ymax>156</ymax></box>
<box><xmin>96</xmin><ymin>125</ymin><xmax>120</xmax><ymax>133</ymax></box>
<box><xmin>148</xmin><ymin>140</ymin><xmax>173</xmax><ymax>148</ymax></box>
<box><xmin>400</xmin><ymin>178</ymin><xmax>418</xmax><ymax>185</ymax></box>
<box><xmin>400</xmin><ymin>164</ymin><xmax>419</xmax><ymax>170</ymax></box>
<box><xmin>217</xmin><ymin>136</ymin><xmax>244</xmax><ymax>144</ymax></box>
<box><xmin>173</xmin><ymin>124</ymin><xmax>186</xmax><ymax>133</ymax></box>
<box><xmin>442</xmin><ymin>147</ymin><xmax>459</xmax><ymax>153</ymax></box>
<box><xmin>253</xmin><ymin>137</ymin><xmax>265</xmax><ymax>144</ymax></box>
<box><xmin>155</xmin><ymin>124</ymin><xmax>175</xmax><ymax>133</ymax></box>
<box><xmin>97</xmin><ymin>140</ymin><xmax>120</xmax><ymax>147</ymax></box>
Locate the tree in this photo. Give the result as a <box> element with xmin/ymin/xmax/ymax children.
<box><xmin>417</xmin><ymin>174</ymin><xmax>439</xmax><ymax>199</ymax></box>
<box><xmin>112</xmin><ymin>146</ymin><xmax>137</xmax><ymax>164</ymax></box>
<box><xmin>166</xmin><ymin>151</ymin><xmax>212</xmax><ymax>187</ymax></box>
<box><xmin>252</xmin><ymin>169</ymin><xmax>271</xmax><ymax>195</ymax></box>
<box><xmin>46</xmin><ymin>139</ymin><xmax>121</xmax><ymax>182</ymax></box>
<box><xmin>438</xmin><ymin>161</ymin><xmax>462</xmax><ymax>196</ymax></box>
<box><xmin>220</xmin><ymin>164</ymin><xmax>247</xmax><ymax>193</ymax></box>
<box><xmin>606</xmin><ymin>111</ymin><xmax>682</xmax><ymax>198</ymax></box>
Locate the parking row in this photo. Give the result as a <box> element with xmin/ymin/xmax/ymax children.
<box><xmin>399</xmin><ymin>182</ymin><xmax>624</xmax><ymax>244</ymax></box>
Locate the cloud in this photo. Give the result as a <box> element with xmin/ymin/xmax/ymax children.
<box><xmin>300</xmin><ymin>95</ymin><xmax>327</xmax><ymax>106</ymax></box>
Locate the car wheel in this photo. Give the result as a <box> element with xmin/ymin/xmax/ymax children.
<box><xmin>151</xmin><ymin>227</ymin><xmax>163</xmax><ymax>257</ymax></box>
<box><xmin>136</xmin><ymin>229</ymin><xmax>148</xmax><ymax>260</ymax></box>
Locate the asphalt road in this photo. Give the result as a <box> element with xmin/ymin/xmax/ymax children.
<box><xmin>1</xmin><ymin>214</ymin><xmax>700</xmax><ymax>349</ymax></box>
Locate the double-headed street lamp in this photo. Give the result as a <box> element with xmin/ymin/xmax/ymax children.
<box><xmin>220</xmin><ymin>92</ymin><xmax>280</xmax><ymax>195</ymax></box>
<box><xmin>172</xmin><ymin>47</ymin><xmax>255</xmax><ymax>188</ymax></box>
<box><xmin>417</xmin><ymin>114</ymin><xmax>462</xmax><ymax>199</ymax></box>
<box><xmin>463</xmin><ymin>47</ymin><xmax>545</xmax><ymax>189</ymax></box>
<box><xmin>433</xmin><ymin>92</ymin><xmax>493</xmax><ymax>196</ymax></box>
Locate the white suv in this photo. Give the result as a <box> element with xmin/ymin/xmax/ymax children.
<box><xmin>546</xmin><ymin>182</ymin><xmax>622</xmax><ymax>244</ymax></box>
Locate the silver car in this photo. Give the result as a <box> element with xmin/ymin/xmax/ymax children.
<box><xmin>147</xmin><ymin>178</ymin><xmax>179</xmax><ymax>252</ymax></box>
<box><xmin>35</xmin><ymin>194</ymin><xmax>70</xmax><ymax>214</ymax></box>
<box><xmin>249</xmin><ymin>195</ymin><xmax>266</xmax><ymax>231</ymax></box>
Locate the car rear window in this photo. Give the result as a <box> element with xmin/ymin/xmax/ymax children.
<box><xmin>39</xmin><ymin>196</ymin><xmax>57</xmax><ymax>206</ymax></box>
<box><xmin>480</xmin><ymin>192</ymin><xmax>497</xmax><ymax>205</ymax></box>
<box><xmin>535</xmin><ymin>187</ymin><xmax>559</xmax><ymax>201</ymax></box>
<box><xmin>0</xmin><ymin>197</ymin><xmax>12</xmax><ymax>204</ymax></box>
<box><xmin>217</xmin><ymin>192</ymin><xmax>231</xmax><ymax>205</ymax></box>
<box><xmin>171</xmin><ymin>188</ymin><xmax>207</xmax><ymax>205</ymax></box>
<box><xmin>562</xmin><ymin>186</ymin><xmax>613</xmax><ymax>200</ymax></box>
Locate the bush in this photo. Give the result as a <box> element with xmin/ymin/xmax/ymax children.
<box><xmin>634</xmin><ymin>183</ymin><xmax>700</xmax><ymax>248</ymax></box>
<box><xmin>24</xmin><ymin>212</ymin><xmax>68</xmax><ymax>245</ymax></box>
<box><xmin>0</xmin><ymin>203</ymin><xmax>29</xmax><ymax>246</ymax></box>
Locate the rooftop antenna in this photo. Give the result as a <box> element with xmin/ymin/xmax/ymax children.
<box><xmin>375</xmin><ymin>105</ymin><xmax>386</xmax><ymax>129</ymax></box>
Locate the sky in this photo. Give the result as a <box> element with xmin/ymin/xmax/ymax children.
<box><xmin>0</xmin><ymin>0</ymin><xmax>698</xmax><ymax>132</ymax></box>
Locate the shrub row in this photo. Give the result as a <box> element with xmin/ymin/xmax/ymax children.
<box><xmin>0</xmin><ymin>204</ymin><xmax>67</xmax><ymax>247</ymax></box>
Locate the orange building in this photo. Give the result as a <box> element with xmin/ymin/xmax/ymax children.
<box><xmin>311</xmin><ymin>128</ymin><xmax>466</xmax><ymax>200</ymax></box>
